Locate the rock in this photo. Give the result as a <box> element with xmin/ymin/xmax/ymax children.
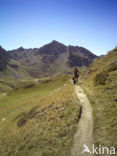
<box><xmin>60</xmin><ymin>107</ymin><xmax>65</xmax><ymax>112</ymax></box>
<box><xmin>2</xmin><ymin>118</ymin><xmax>6</xmax><ymax>121</ymax></box>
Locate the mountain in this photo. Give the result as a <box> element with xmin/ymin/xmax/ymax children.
<box><xmin>7</xmin><ymin>40</ymin><xmax>98</xmax><ymax>77</ymax></box>
<box><xmin>0</xmin><ymin>41</ymin><xmax>98</xmax><ymax>91</ymax></box>
<box><xmin>67</xmin><ymin>45</ymin><xmax>97</xmax><ymax>67</ymax></box>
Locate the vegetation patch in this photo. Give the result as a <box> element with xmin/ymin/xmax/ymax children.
<box><xmin>94</xmin><ymin>71</ymin><xmax>108</xmax><ymax>85</ymax></box>
<box><xmin>94</xmin><ymin>60</ymin><xmax>117</xmax><ymax>86</ymax></box>
<box><xmin>17</xmin><ymin>107</ymin><xmax>38</xmax><ymax>127</ymax></box>
<box><xmin>107</xmin><ymin>61</ymin><xmax>117</xmax><ymax>72</ymax></box>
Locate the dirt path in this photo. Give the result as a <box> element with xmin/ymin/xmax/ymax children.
<box><xmin>71</xmin><ymin>85</ymin><xmax>93</xmax><ymax>156</ymax></box>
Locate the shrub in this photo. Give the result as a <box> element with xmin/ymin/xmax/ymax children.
<box><xmin>94</xmin><ymin>71</ymin><xmax>108</xmax><ymax>85</ymax></box>
<box><xmin>107</xmin><ymin>63</ymin><xmax>117</xmax><ymax>72</ymax></box>
<box><xmin>17</xmin><ymin>107</ymin><xmax>38</xmax><ymax>127</ymax></box>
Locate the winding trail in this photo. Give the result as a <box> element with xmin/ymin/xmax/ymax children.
<box><xmin>71</xmin><ymin>85</ymin><xmax>93</xmax><ymax>156</ymax></box>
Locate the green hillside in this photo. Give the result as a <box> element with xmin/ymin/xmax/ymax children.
<box><xmin>80</xmin><ymin>48</ymin><xmax>117</xmax><ymax>153</ymax></box>
<box><xmin>0</xmin><ymin>75</ymin><xmax>81</xmax><ymax>156</ymax></box>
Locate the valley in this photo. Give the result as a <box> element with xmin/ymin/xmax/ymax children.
<box><xmin>0</xmin><ymin>43</ymin><xmax>116</xmax><ymax>156</ymax></box>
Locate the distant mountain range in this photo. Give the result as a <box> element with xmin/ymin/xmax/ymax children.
<box><xmin>0</xmin><ymin>40</ymin><xmax>98</xmax><ymax>83</ymax></box>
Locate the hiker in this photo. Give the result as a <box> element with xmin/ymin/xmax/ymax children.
<box><xmin>73</xmin><ymin>67</ymin><xmax>79</xmax><ymax>84</ymax></box>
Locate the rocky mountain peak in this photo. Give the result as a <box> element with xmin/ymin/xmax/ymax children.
<box><xmin>17</xmin><ymin>47</ymin><xmax>24</xmax><ymax>51</ymax></box>
<box><xmin>38</xmin><ymin>40</ymin><xmax>67</xmax><ymax>55</ymax></box>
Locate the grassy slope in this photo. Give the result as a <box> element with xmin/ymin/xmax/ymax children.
<box><xmin>0</xmin><ymin>59</ymin><xmax>34</xmax><ymax>93</ymax></box>
<box><xmin>80</xmin><ymin>48</ymin><xmax>117</xmax><ymax>154</ymax></box>
<box><xmin>0</xmin><ymin>75</ymin><xmax>80</xmax><ymax>156</ymax></box>
<box><xmin>0</xmin><ymin>56</ymin><xmax>71</xmax><ymax>93</ymax></box>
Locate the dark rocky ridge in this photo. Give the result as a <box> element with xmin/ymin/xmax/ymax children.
<box><xmin>0</xmin><ymin>46</ymin><xmax>9</xmax><ymax>71</ymax></box>
<box><xmin>0</xmin><ymin>41</ymin><xmax>98</xmax><ymax>78</ymax></box>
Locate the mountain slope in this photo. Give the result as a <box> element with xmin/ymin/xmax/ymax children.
<box><xmin>0</xmin><ymin>46</ymin><xmax>33</xmax><ymax>92</ymax></box>
<box><xmin>80</xmin><ymin>47</ymin><xmax>117</xmax><ymax>152</ymax></box>
<box><xmin>0</xmin><ymin>46</ymin><xmax>9</xmax><ymax>71</ymax></box>
<box><xmin>68</xmin><ymin>45</ymin><xmax>97</xmax><ymax>67</ymax></box>
<box><xmin>8</xmin><ymin>41</ymin><xmax>97</xmax><ymax>77</ymax></box>
<box><xmin>0</xmin><ymin>41</ymin><xmax>98</xmax><ymax>91</ymax></box>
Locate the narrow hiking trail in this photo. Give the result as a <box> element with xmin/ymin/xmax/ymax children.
<box><xmin>71</xmin><ymin>85</ymin><xmax>93</xmax><ymax>156</ymax></box>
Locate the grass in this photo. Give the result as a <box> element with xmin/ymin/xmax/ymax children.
<box><xmin>0</xmin><ymin>83</ymin><xmax>13</xmax><ymax>93</ymax></box>
<box><xmin>94</xmin><ymin>71</ymin><xmax>108</xmax><ymax>85</ymax></box>
<box><xmin>80</xmin><ymin>48</ymin><xmax>117</xmax><ymax>155</ymax></box>
<box><xmin>0</xmin><ymin>75</ymin><xmax>80</xmax><ymax>156</ymax></box>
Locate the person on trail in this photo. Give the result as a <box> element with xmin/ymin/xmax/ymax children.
<box><xmin>73</xmin><ymin>67</ymin><xmax>79</xmax><ymax>84</ymax></box>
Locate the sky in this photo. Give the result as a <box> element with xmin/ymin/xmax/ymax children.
<box><xmin>0</xmin><ymin>0</ymin><xmax>117</xmax><ymax>56</ymax></box>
